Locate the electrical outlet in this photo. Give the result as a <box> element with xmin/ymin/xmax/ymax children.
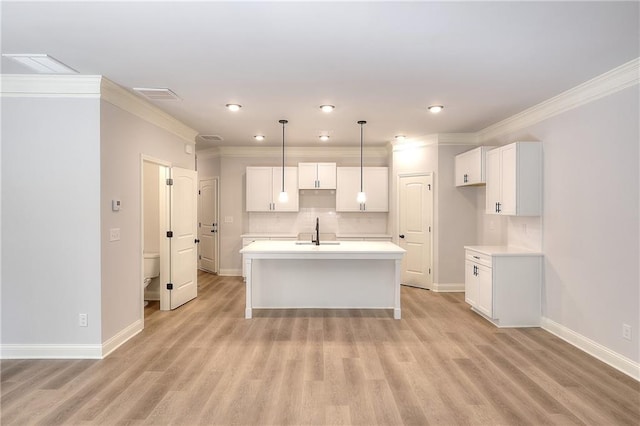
<box><xmin>622</xmin><ymin>324</ymin><xmax>632</xmax><ymax>341</ymax></box>
<box><xmin>79</xmin><ymin>313</ymin><xmax>88</xmax><ymax>327</ymax></box>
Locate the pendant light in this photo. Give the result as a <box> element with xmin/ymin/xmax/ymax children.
<box><xmin>278</xmin><ymin>119</ymin><xmax>289</xmax><ymax>203</ymax></box>
<box><xmin>356</xmin><ymin>120</ymin><xmax>367</xmax><ymax>204</ymax></box>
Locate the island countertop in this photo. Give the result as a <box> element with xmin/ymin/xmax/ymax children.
<box><xmin>240</xmin><ymin>240</ymin><xmax>405</xmax><ymax>259</ymax></box>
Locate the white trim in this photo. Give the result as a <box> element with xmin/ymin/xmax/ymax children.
<box><xmin>541</xmin><ymin>317</ymin><xmax>640</xmax><ymax>381</ymax></box>
<box><xmin>0</xmin><ymin>75</ymin><xmax>198</xmax><ymax>144</ymax></box>
<box><xmin>0</xmin><ymin>74</ymin><xmax>101</xmax><ymax>96</ymax></box>
<box><xmin>101</xmin><ymin>319</ymin><xmax>143</xmax><ymax>358</ymax></box>
<box><xmin>101</xmin><ymin>77</ymin><xmax>198</xmax><ymax>144</ymax></box>
<box><xmin>478</xmin><ymin>57</ymin><xmax>640</xmax><ymax>142</ymax></box>
<box><xmin>219</xmin><ymin>268</ymin><xmax>242</xmax><ymax>277</ymax></box>
<box><xmin>432</xmin><ymin>282</ymin><xmax>465</xmax><ymax>292</ymax></box>
<box><xmin>216</xmin><ymin>145</ymin><xmax>389</xmax><ymax>159</ymax></box>
<box><xmin>0</xmin><ymin>344</ymin><xmax>103</xmax><ymax>359</ymax></box>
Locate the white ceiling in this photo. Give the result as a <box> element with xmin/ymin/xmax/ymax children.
<box><xmin>1</xmin><ymin>1</ymin><xmax>638</xmax><ymax>150</ymax></box>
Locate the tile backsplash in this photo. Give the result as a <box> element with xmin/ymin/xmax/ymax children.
<box><xmin>247</xmin><ymin>191</ymin><xmax>388</xmax><ymax>235</ymax></box>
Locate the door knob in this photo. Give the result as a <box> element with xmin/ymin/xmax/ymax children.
<box><xmin>399</xmin><ymin>234</ymin><xmax>405</xmax><ymax>239</ymax></box>
<box><xmin>194</xmin><ymin>239</ymin><xmax>200</xmax><ymax>243</ymax></box>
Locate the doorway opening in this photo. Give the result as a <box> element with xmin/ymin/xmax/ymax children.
<box><xmin>198</xmin><ymin>177</ymin><xmax>219</xmax><ymax>274</ymax></box>
<box><xmin>141</xmin><ymin>156</ymin><xmax>199</xmax><ymax>322</ymax></box>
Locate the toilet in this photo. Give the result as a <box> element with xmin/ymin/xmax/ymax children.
<box><xmin>143</xmin><ymin>252</ymin><xmax>160</xmax><ymax>306</ymax></box>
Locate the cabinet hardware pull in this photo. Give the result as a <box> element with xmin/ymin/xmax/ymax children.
<box><xmin>497</xmin><ymin>202</ymin><xmax>501</xmax><ymax>213</ymax></box>
<box><xmin>473</xmin><ymin>256</ymin><xmax>480</xmax><ymax>259</ymax></box>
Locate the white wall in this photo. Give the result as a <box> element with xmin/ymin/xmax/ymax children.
<box><xmin>480</xmin><ymin>85</ymin><xmax>639</xmax><ymax>362</ymax></box>
<box><xmin>1</xmin><ymin>96</ymin><xmax>103</xmax><ymax>345</ymax></box>
<box><xmin>198</xmin><ymin>150</ymin><xmax>388</xmax><ymax>274</ymax></box>
<box><xmin>391</xmin><ymin>142</ymin><xmax>478</xmax><ymax>287</ymax></box>
<box><xmin>100</xmin><ymin>100</ymin><xmax>195</xmax><ymax>343</ymax></box>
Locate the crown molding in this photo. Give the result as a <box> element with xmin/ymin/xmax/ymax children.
<box><xmin>477</xmin><ymin>57</ymin><xmax>640</xmax><ymax>143</ymax></box>
<box><xmin>0</xmin><ymin>74</ymin><xmax>198</xmax><ymax>144</ymax></box>
<box><xmin>100</xmin><ymin>77</ymin><xmax>198</xmax><ymax>144</ymax></box>
<box><xmin>436</xmin><ymin>133</ymin><xmax>479</xmax><ymax>145</ymax></box>
<box><xmin>0</xmin><ymin>74</ymin><xmax>101</xmax><ymax>97</ymax></box>
<box><xmin>213</xmin><ymin>145</ymin><xmax>389</xmax><ymax>159</ymax></box>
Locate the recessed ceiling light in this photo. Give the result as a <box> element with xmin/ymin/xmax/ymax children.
<box><xmin>428</xmin><ymin>105</ymin><xmax>444</xmax><ymax>113</ymax></box>
<box><xmin>254</xmin><ymin>135</ymin><xmax>265</xmax><ymax>141</ymax></box>
<box><xmin>226</xmin><ymin>104</ymin><xmax>242</xmax><ymax>112</ymax></box>
<box><xmin>394</xmin><ymin>135</ymin><xmax>406</xmax><ymax>141</ymax></box>
<box><xmin>319</xmin><ymin>135</ymin><xmax>330</xmax><ymax>142</ymax></box>
<box><xmin>2</xmin><ymin>54</ymin><xmax>77</xmax><ymax>74</ymax></box>
<box><xmin>319</xmin><ymin>105</ymin><xmax>335</xmax><ymax>113</ymax></box>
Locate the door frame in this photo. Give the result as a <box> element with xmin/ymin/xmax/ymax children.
<box><xmin>198</xmin><ymin>176</ymin><xmax>220</xmax><ymax>274</ymax></box>
<box><xmin>396</xmin><ymin>172</ymin><xmax>434</xmax><ymax>289</ymax></box>
<box><xmin>140</xmin><ymin>155</ymin><xmax>172</xmax><ymax>324</ymax></box>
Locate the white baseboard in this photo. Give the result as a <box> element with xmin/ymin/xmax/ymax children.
<box><xmin>218</xmin><ymin>268</ymin><xmax>242</xmax><ymax>277</ymax></box>
<box><xmin>541</xmin><ymin>317</ymin><xmax>640</xmax><ymax>381</ymax></box>
<box><xmin>1</xmin><ymin>344</ymin><xmax>103</xmax><ymax>359</ymax></box>
<box><xmin>432</xmin><ymin>282</ymin><xmax>465</xmax><ymax>292</ymax></box>
<box><xmin>101</xmin><ymin>319</ymin><xmax>143</xmax><ymax>358</ymax></box>
<box><xmin>1</xmin><ymin>319</ymin><xmax>143</xmax><ymax>360</ymax></box>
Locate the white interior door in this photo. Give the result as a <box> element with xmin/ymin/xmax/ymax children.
<box><xmin>198</xmin><ymin>178</ymin><xmax>218</xmax><ymax>273</ymax></box>
<box><xmin>398</xmin><ymin>174</ymin><xmax>433</xmax><ymax>289</ymax></box>
<box><xmin>169</xmin><ymin>166</ymin><xmax>198</xmax><ymax>309</ymax></box>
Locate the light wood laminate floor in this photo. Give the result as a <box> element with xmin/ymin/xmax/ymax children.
<box><xmin>2</xmin><ymin>271</ymin><xmax>639</xmax><ymax>425</ymax></box>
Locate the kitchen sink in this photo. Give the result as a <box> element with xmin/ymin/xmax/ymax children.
<box><xmin>295</xmin><ymin>241</ymin><xmax>341</xmax><ymax>245</ymax></box>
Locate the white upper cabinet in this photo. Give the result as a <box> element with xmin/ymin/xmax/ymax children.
<box><xmin>246</xmin><ymin>166</ymin><xmax>299</xmax><ymax>212</ymax></box>
<box><xmin>455</xmin><ymin>146</ymin><xmax>495</xmax><ymax>186</ymax></box>
<box><xmin>298</xmin><ymin>162</ymin><xmax>336</xmax><ymax>189</ymax></box>
<box><xmin>485</xmin><ymin>141</ymin><xmax>542</xmax><ymax>216</ymax></box>
<box><xmin>336</xmin><ymin>167</ymin><xmax>388</xmax><ymax>212</ymax></box>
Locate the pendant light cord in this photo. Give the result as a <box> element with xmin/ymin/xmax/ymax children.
<box><xmin>279</xmin><ymin>119</ymin><xmax>288</xmax><ymax>192</ymax></box>
<box><xmin>357</xmin><ymin>120</ymin><xmax>366</xmax><ymax>193</ymax></box>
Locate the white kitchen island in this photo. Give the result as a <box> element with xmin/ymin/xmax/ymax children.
<box><xmin>240</xmin><ymin>240</ymin><xmax>405</xmax><ymax>319</ymax></box>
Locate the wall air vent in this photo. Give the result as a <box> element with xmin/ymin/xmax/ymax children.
<box><xmin>133</xmin><ymin>87</ymin><xmax>181</xmax><ymax>101</ymax></box>
<box><xmin>198</xmin><ymin>135</ymin><xmax>224</xmax><ymax>142</ymax></box>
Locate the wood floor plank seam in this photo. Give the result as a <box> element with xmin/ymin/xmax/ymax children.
<box><xmin>1</xmin><ymin>271</ymin><xmax>638</xmax><ymax>426</ymax></box>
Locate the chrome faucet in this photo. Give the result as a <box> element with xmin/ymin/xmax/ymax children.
<box><xmin>312</xmin><ymin>217</ymin><xmax>320</xmax><ymax>245</ymax></box>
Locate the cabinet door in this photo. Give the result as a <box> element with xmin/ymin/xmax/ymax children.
<box><xmin>246</xmin><ymin>167</ymin><xmax>273</xmax><ymax>212</ymax></box>
<box><xmin>485</xmin><ymin>148</ymin><xmax>501</xmax><ymax>214</ymax></box>
<box><xmin>476</xmin><ymin>264</ymin><xmax>493</xmax><ymax>318</ymax></box>
<box><xmin>336</xmin><ymin>167</ymin><xmax>361</xmax><ymax>212</ymax></box>
<box><xmin>363</xmin><ymin>167</ymin><xmax>388</xmax><ymax>212</ymax></box>
<box><xmin>272</xmin><ymin>167</ymin><xmax>299</xmax><ymax>212</ymax></box>
<box><xmin>499</xmin><ymin>144</ymin><xmax>517</xmax><ymax>215</ymax></box>
<box><xmin>464</xmin><ymin>260</ymin><xmax>478</xmax><ymax>306</ymax></box>
<box><xmin>455</xmin><ymin>152</ymin><xmax>469</xmax><ymax>186</ymax></box>
<box><xmin>298</xmin><ymin>163</ymin><xmax>318</xmax><ymax>189</ymax></box>
<box><xmin>317</xmin><ymin>163</ymin><xmax>337</xmax><ymax>189</ymax></box>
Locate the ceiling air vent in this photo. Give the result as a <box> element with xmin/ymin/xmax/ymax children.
<box><xmin>133</xmin><ymin>87</ymin><xmax>181</xmax><ymax>101</ymax></box>
<box><xmin>198</xmin><ymin>135</ymin><xmax>224</xmax><ymax>142</ymax></box>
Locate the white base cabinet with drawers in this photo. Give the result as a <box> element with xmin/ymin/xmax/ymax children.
<box><xmin>464</xmin><ymin>246</ymin><xmax>542</xmax><ymax>327</ymax></box>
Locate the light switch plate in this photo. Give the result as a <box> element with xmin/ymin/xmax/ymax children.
<box><xmin>224</xmin><ymin>216</ymin><xmax>234</xmax><ymax>223</ymax></box>
<box><xmin>110</xmin><ymin>228</ymin><xmax>121</xmax><ymax>241</ymax></box>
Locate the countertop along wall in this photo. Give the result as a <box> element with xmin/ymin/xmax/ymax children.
<box><xmin>479</xmin><ymin>82</ymin><xmax>639</xmax><ymax>366</ymax></box>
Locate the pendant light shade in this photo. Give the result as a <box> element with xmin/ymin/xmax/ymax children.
<box><xmin>357</xmin><ymin>120</ymin><xmax>367</xmax><ymax>204</ymax></box>
<box><xmin>278</xmin><ymin>119</ymin><xmax>289</xmax><ymax>203</ymax></box>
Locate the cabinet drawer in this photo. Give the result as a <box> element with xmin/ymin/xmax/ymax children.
<box><xmin>465</xmin><ymin>251</ymin><xmax>492</xmax><ymax>268</ymax></box>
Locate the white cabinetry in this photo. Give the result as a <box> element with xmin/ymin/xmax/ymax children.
<box><xmin>246</xmin><ymin>167</ymin><xmax>299</xmax><ymax>212</ymax></box>
<box><xmin>298</xmin><ymin>162</ymin><xmax>336</xmax><ymax>189</ymax></box>
<box><xmin>336</xmin><ymin>167</ymin><xmax>388</xmax><ymax>212</ymax></box>
<box><xmin>464</xmin><ymin>246</ymin><xmax>542</xmax><ymax>327</ymax></box>
<box><xmin>455</xmin><ymin>146</ymin><xmax>495</xmax><ymax>186</ymax></box>
<box><xmin>485</xmin><ymin>142</ymin><xmax>542</xmax><ymax>216</ymax></box>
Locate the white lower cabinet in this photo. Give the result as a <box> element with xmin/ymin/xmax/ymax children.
<box><xmin>464</xmin><ymin>246</ymin><xmax>542</xmax><ymax>327</ymax></box>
